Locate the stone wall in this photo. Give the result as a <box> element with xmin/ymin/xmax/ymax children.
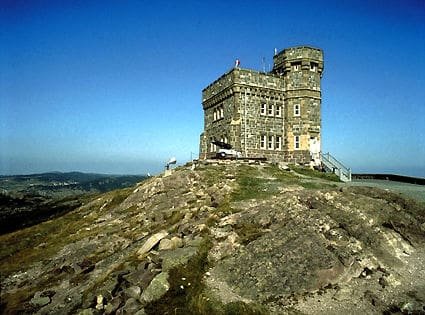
<box><xmin>200</xmin><ymin>45</ymin><xmax>324</xmax><ymax>165</ymax></box>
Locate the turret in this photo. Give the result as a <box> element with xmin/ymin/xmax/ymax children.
<box><xmin>273</xmin><ymin>46</ymin><xmax>323</xmax><ymax>164</ymax></box>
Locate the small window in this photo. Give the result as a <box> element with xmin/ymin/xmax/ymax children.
<box><xmin>294</xmin><ymin>104</ymin><xmax>300</xmax><ymax>117</ymax></box>
<box><xmin>292</xmin><ymin>62</ymin><xmax>301</xmax><ymax>71</ymax></box>
<box><xmin>268</xmin><ymin>135</ymin><xmax>274</xmax><ymax>150</ymax></box>
<box><xmin>268</xmin><ymin>104</ymin><xmax>274</xmax><ymax>116</ymax></box>
<box><xmin>294</xmin><ymin>136</ymin><xmax>300</xmax><ymax>149</ymax></box>
<box><xmin>260</xmin><ymin>104</ymin><xmax>266</xmax><ymax>115</ymax></box>
<box><xmin>220</xmin><ymin>106</ymin><xmax>224</xmax><ymax>119</ymax></box>
<box><xmin>260</xmin><ymin>135</ymin><xmax>266</xmax><ymax>149</ymax></box>
<box><xmin>310</xmin><ymin>62</ymin><xmax>318</xmax><ymax>72</ymax></box>
<box><xmin>275</xmin><ymin>105</ymin><xmax>281</xmax><ymax>117</ymax></box>
<box><xmin>276</xmin><ymin>136</ymin><xmax>282</xmax><ymax>150</ymax></box>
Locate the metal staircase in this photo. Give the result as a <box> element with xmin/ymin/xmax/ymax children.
<box><xmin>320</xmin><ymin>152</ymin><xmax>352</xmax><ymax>182</ymax></box>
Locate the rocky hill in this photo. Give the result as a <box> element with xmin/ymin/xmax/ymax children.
<box><xmin>1</xmin><ymin>161</ymin><xmax>424</xmax><ymax>314</ymax></box>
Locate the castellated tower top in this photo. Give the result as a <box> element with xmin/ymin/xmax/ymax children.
<box><xmin>273</xmin><ymin>46</ymin><xmax>324</xmax><ymax>76</ymax></box>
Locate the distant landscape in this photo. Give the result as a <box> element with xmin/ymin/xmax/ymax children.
<box><xmin>0</xmin><ymin>172</ymin><xmax>148</xmax><ymax>234</ymax></box>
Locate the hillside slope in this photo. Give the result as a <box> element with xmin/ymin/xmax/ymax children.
<box><xmin>0</xmin><ymin>172</ymin><xmax>147</xmax><ymax>233</ymax></box>
<box><xmin>1</xmin><ymin>161</ymin><xmax>424</xmax><ymax>314</ymax></box>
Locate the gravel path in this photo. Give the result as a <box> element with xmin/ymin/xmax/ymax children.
<box><xmin>347</xmin><ymin>179</ymin><xmax>425</xmax><ymax>202</ymax></box>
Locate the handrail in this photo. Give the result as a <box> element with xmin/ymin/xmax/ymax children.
<box><xmin>320</xmin><ymin>152</ymin><xmax>351</xmax><ymax>182</ymax></box>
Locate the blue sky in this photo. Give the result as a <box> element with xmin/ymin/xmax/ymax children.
<box><xmin>1</xmin><ymin>0</ymin><xmax>424</xmax><ymax>176</ymax></box>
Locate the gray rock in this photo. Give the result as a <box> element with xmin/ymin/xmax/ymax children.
<box><xmin>134</xmin><ymin>309</ymin><xmax>147</xmax><ymax>315</ymax></box>
<box><xmin>124</xmin><ymin>267</ymin><xmax>159</xmax><ymax>290</ymax></box>
<box><xmin>30</xmin><ymin>291</ymin><xmax>51</xmax><ymax>307</ymax></box>
<box><xmin>125</xmin><ymin>285</ymin><xmax>141</xmax><ymax>300</ymax></box>
<box><xmin>95</xmin><ymin>294</ymin><xmax>104</xmax><ymax>310</ymax></box>
<box><xmin>158</xmin><ymin>238</ymin><xmax>173</xmax><ymax>250</ymax></box>
<box><xmin>159</xmin><ymin>236</ymin><xmax>183</xmax><ymax>250</ymax></box>
<box><xmin>140</xmin><ymin>272</ymin><xmax>170</xmax><ymax>304</ymax></box>
<box><xmin>171</xmin><ymin>236</ymin><xmax>183</xmax><ymax>248</ymax></box>
<box><xmin>104</xmin><ymin>296</ymin><xmax>122</xmax><ymax>315</ymax></box>
<box><xmin>160</xmin><ymin>246</ymin><xmax>198</xmax><ymax>271</ymax></box>
<box><xmin>120</xmin><ymin>297</ymin><xmax>143</xmax><ymax>314</ymax></box>
<box><xmin>137</xmin><ymin>231</ymin><xmax>168</xmax><ymax>258</ymax></box>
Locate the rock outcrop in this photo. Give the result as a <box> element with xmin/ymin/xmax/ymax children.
<box><xmin>1</xmin><ymin>160</ymin><xmax>424</xmax><ymax>314</ymax></box>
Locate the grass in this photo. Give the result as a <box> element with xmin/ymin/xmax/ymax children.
<box><xmin>231</xmin><ymin>164</ymin><xmax>337</xmax><ymax>202</ymax></box>
<box><xmin>290</xmin><ymin>165</ymin><xmax>340</xmax><ymax>182</ymax></box>
<box><xmin>0</xmin><ymin>187</ymin><xmax>134</xmax><ymax>277</ymax></box>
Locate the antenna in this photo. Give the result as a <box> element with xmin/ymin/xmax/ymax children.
<box><xmin>262</xmin><ymin>57</ymin><xmax>266</xmax><ymax>72</ymax></box>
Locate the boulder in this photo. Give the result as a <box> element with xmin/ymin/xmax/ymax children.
<box><xmin>120</xmin><ymin>297</ymin><xmax>143</xmax><ymax>314</ymax></box>
<box><xmin>137</xmin><ymin>231</ymin><xmax>168</xmax><ymax>258</ymax></box>
<box><xmin>158</xmin><ymin>238</ymin><xmax>173</xmax><ymax>250</ymax></box>
<box><xmin>124</xmin><ymin>286</ymin><xmax>141</xmax><ymax>300</ymax></box>
<box><xmin>139</xmin><ymin>272</ymin><xmax>170</xmax><ymax>304</ymax></box>
<box><xmin>159</xmin><ymin>236</ymin><xmax>183</xmax><ymax>250</ymax></box>
<box><xmin>30</xmin><ymin>291</ymin><xmax>51</xmax><ymax>307</ymax></box>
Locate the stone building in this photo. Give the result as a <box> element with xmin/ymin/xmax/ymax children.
<box><xmin>199</xmin><ymin>45</ymin><xmax>323</xmax><ymax>164</ymax></box>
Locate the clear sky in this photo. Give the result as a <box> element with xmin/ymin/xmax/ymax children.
<box><xmin>1</xmin><ymin>0</ymin><xmax>424</xmax><ymax>176</ymax></box>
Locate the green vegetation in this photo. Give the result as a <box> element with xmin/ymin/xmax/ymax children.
<box><xmin>0</xmin><ymin>172</ymin><xmax>147</xmax><ymax>234</ymax></box>
<box><xmin>0</xmin><ymin>187</ymin><xmax>134</xmax><ymax>276</ymax></box>
<box><xmin>231</xmin><ymin>164</ymin><xmax>338</xmax><ymax>201</ymax></box>
<box><xmin>290</xmin><ymin>165</ymin><xmax>340</xmax><ymax>182</ymax></box>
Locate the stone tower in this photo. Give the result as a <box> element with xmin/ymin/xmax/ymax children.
<box><xmin>272</xmin><ymin>46</ymin><xmax>324</xmax><ymax>163</ymax></box>
<box><xmin>199</xmin><ymin>45</ymin><xmax>324</xmax><ymax>165</ymax></box>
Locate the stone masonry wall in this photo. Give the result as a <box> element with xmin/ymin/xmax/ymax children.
<box><xmin>200</xmin><ymin>46</ymin><xmax>323</xmax><ymax>164</ymax></box>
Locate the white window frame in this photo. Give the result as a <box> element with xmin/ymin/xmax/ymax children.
<box><xmin>276</xmin><ymin>136</ymin><xmax>282</xmax><ymax>150</ymax></box>
<box><xmin>268</xmin><ymin>104</ymin><xmax>274</xmax><ymax>116</ymax></box>
<box><xmin>260</xmin><ymin>135</ymin><xmax>266</xmax><ymax>149</ymax></box>
<box><xmin>294</xmin><ymin>136</ymin><xmax>300</xmax><ymax>150</ymax></box>
<box><xmin>260</xmin><ymin>104</ymin><xmax>266</xmax><ymax>116</ymax></box>
<box><xmin>275</xmin><ymin>105</ymin><xmax>281</xmax><ymax>117</ymax></box>
<box><xmin>268</xmin><ymin>135</ymin><xmax>274</xmax><ymax>150</ymax></box>
<box><xmin>294</xmin><ymin>104</ymin><xmax>300</xmax><ymax>117</ymax></box>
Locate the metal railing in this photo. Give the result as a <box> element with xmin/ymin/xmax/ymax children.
<box><xmin>320</xmin><ymin>152</ymin><xmax>352</xmax><ymax>182</ymax></box>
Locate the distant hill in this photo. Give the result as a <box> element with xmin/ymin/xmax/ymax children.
<box><xmin>0</xmin><ymin>171</ymin><xmax>148</xmax><ymax>198</ymax></box>
<box><xmin>0</xmin><ymin>172</ymin><xmax>148</xmax><ymax>233</ymax></box>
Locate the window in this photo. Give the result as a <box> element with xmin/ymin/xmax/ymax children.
<box><xmin>213</xmin><ymin>105</ymin><xmax>224</xmax><ymax>121</ymax></box>
<box><xmin>260</xmin><ymin>135</ymin><xmax>266</xmax><ymax>149</ymax></box>
<box><xmin>210</xmin><ymin>139</ymin><xmax>215</xmax><ymax>152</ymax></box>
<box><xmin>260</xmin><ymin>104</ymin><xmax>266</xmax><ymax>115</ymax></box>
<box><xmin>268</xmin><ymin>135</ymin><xmax>274</xmax><ymax>150</ymax></box>
<box><xmin>276</xmin><ymin>136</ymin><xmax>282</xmax><ymax>150</ymax></box>
<box><xmin>275</xmin><ymin>105</ymin><xmax>281</xmax><ymax>117</ymax></box>
<box><xmin>268</xmin><ymin>104</ymin><xmax>274</xmax><ymax>116</ymax></box>
<box><xmin>292</xmin><ymin>62</ymin><xmax>301</xmax><ymax>71</ymax></box>
<box><xmin>294</xmin><ymin>136</ymin><xmax>300</xmax><ymax>149</ymax></box>
<box><xmin>294</xmin><ymin>104</ymin><xmax>300</xmax><ymax>117</ymax></box>
<box><xmin>310</xmin><ymin>62</ymin><xmax>318</xmax><ymax>72</ymax></box>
